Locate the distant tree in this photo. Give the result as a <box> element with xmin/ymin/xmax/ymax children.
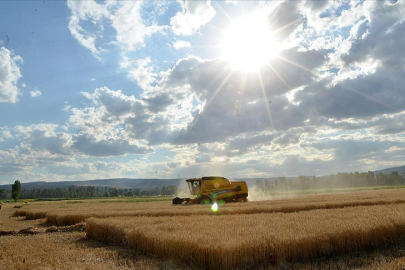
<box><xmin>297</xmin><ymin>176</ymin><xmax>310</xmax><ymax>190</ymax></box>
<box><xmin>11</xmin><ymin>180</ymin><xmax>21</xmax><ymax>202</ymax></box>
<box><xmin>0</xmin><ymin>188</ymin><xmax>7</xmax><ymax>199</ymax></box>
<box><xmin>278</xmin><ymin>177</ymin><xmax>287</xmax><ymax>191</ymax></box>
<box><xmin>110</xmin><ymin>187</ymin><xmax>119</xmax><ymax>197</ymax></box>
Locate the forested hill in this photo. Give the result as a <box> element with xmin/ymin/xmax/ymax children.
<box><xmin>373</xmin><ymin>165</ymin><xmax>405</xmax><ymax>176</ymax></box>
<box><xmin>0</xmin><ymin>178</ymin><xmax>182</xmax><ymax>191</ymax></box>
<box><xmin>1</xmin><ymin>164</ymin><xmax>404</xmax><ymax>191</ymax></box>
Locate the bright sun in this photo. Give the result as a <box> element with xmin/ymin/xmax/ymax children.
<box><xmin>221</xmin><ymin>15</ymin><xmax>280</xmax><ymax>71</ymax></box>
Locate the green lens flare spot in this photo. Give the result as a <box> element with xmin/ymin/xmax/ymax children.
<box><xmin>211</xmin><ymin>202</ymin><xmax>219</xmax><ymax>212</ymax></box>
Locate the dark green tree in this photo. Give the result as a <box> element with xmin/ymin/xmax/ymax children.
<box><xmin>0</xmin><ymin>188</ymin><xmax>7</xmax><ymax>199</ymax></box>
<box><xmin>11</xmin><ymin>180</ymin><xmax>21</xmax><ymax>202</ymax></box>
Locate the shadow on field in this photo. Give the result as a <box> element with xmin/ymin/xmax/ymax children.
<box><xmin>75</xmin><ymin>232</ymin><xmax>405</xmax><ymax>270</ymax></box>
<box><xmin>267</xmin><ymin>240</ymin><xmax>405</xmax><ymax>270</ymax></box>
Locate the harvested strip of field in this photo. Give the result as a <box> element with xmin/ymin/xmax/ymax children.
<box><xmin>0</xmin><ymin>224</ymin><xmax>86</xmax><ymax>236</ymax></box>
<box><xmin>15</xmin><ymin>188</ymin><xmax>405</xmax><ymax>226</ymax></box>
<box><xmin>86</xmin><ymin>203</ymin><xmax>405</xmax><ymax>269</ymax></box>
<box><xmin>0</xmin><ymin>227</ymin><xmax>41</xmax><ymax>236</ymax></box>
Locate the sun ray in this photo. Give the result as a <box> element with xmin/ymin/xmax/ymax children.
<box><xmin>176</xmin><ymin>67</ymin><xmax>235</xmax><ymax>143</ymax></box>
<box><xmin>266</xmin><ymin>62</ymin><xmax>292</xmax><ymax>90</ymax></box>
<box><xmin>204</xmin><ymin>68</ymin><xmax>235</xmax><ymax>111</ymax></box>
<box><xmin>214</xmin><ymin>1</ymin><xmax>235</xmax><ymax>25</ymax></box>
<box><xmin>272</xmin><ymin>17</ymin><xmax>303</xmax><ymax>35</ymax></box>
<box><xmin>339</xmin><ymin>83</ymin><xmax>396</xmax><ymax>111</ymax></box>
<box><xmin>276</xmin><ymin>55</ymin><xmax>315</xmax><ymax>75</ymax></box>
<box><xmin>276</xmin><ymin>54</ymin><xmax>395</xmax><ymax>113</ymax></box>
<box><xmin>258</xmin><ymin>69</ymin><xmax>274</xmax><ymax>130</ymax></box>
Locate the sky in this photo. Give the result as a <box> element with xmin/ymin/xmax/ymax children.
<box><xmin>0</xmin><ymin>0</ymin><xmax>404</xmax><ymax>184</ymax></box>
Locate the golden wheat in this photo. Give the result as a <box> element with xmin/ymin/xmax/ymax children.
<box><xmin>15</xmin><ymin>188</ymin><xmax>405</xmax><ymax>226</ymax></box>
<box><xmin>86</xmin><ymin>203</ymin><xmax>405</xmax><ymax>269</ymax></box>
<box><xmin>4</xmin><ymin>190</ymin><xmax>405</xmax><ymax>269</ymax></box>
<box><xmin>0</xmin><ymin>205</ymin><xmax>190</xmax><ymax>270</ymax></box>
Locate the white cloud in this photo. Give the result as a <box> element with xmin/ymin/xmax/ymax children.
<box><xmin>66</xmin><ymin>0</ymin><xmax>109</xmax><ymax>59</ymax></box>
<box><xmin>0</xmin><ymin>47</ymin><xmax>23</xmax><ymax>103</ymax></box>
<box><xmin>126</xmin><ymin>58</ymin><xmax>157</xmax><ymax>90</ymax></box>
<box><xmin>67</xmin><ymin>0</ymin><xmax>108</xmax><ymax>21</ymax></box>
<box><xmin>72</xmin><ymin>134</ymin><xmax>151</xmax><ymax>157</ymax></box>
<box><xmin>47</xmin><ymin>163</ymin><xmax>91</xmax><ymax>176</ymax></box>
<box><xmin>4</xmin><ymin>1</ymin><xmax>405</xmax><ymax>181</ymax></box>
<box><xmin>67</xmin><ymin>1</ymin><xmax>167</xmax><ymax>58</ymax></box>
<box><xmin>2</xmin><ymin>130</ymin><xmax>12</xmax><ymax>139</ymax></box>
<box><xmin>170</xmin><ymin>0</ymin><xmax>216</xmax><ymax>35</ymax></box>
<box><xmin>173</xmin><ymin>40</ymin><xmax>191</xmax><ymax>50</ymax></box>
<box><xmin>30</xmin><ymin>89</ymin><xmax>42</xmax><ymax>98</ymax></box>
<box><xmin>111</xmin><ymin>2</ymin><xmax>166</xmax><ymax>51</ymax></box>
<box><xmin>67</xmin><ymin>87</ymin><xmax>153</xmax><ymax>156</ymax></box>
<box><xmin>68</xmin><ymin>15</ymin><xmax>102</xmax><ymax>60</ymax></box>
<box><xmin>14</xmin><ymin>124</ymin><xmax>73</xmax><ymax>156</ymax></box>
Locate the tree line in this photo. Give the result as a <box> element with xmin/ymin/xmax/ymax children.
<box><xmin>2</xmin><ymin>171</ymin><xmax>404</xmax><ymax>201</ymax></box>
<box><xmin>0</xmin><ymin>183</ymin><xmax>177</xmax><ymax>201</ymax></box>
<box><xmin>255</xmin><ymin>171</ymin><xmax>405</xmax><ymax>192</ymax></box>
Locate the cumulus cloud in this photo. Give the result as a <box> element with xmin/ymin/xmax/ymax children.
<box><xmin>30</xmin><ymin>89</ymin><xmax>42</xmax><ymax>97</ymax></box>
<box><xmin>47</xmin><ymin>163</ymin><xmax>91</xmax><ymax>176</ymax></box>
<box><xmin>0</xmin><ymin>134</ymin><xmax>73</xmax><ymax>177</ymax></box>
<box><xmin>267</xmin><ymin>1</ymin><xmax>304</xmax><ymax>42</ymax></box>
<box><xmin>294</xmin><ymin>1</ymin><xmax>405</xmax><ymax>122</ymax></box>
<box><xmin>111</xmin><ymin>2</ymin><xmax>166</xmax><ymax>51</ymax></box>
<box><xmin>159</xmin><ymin>50</ymin><xmax>325</xmax><ymax>144</ymax></box>
<box><xmin>60</xmin><ymin>1</ymin><xmax>405</xmax><ymax>179</ymax></box>
<box><xmin>170</xmin><ymin>0</ymin><xmax>216</xmax><ymax>35</ymax></box>
<box><xmin>69</xmin><ymin>43</ymin><xmax>328</xmax><ymax>149</ymax></box>
<box><xmin>173</xmin><ymin>40</ymin><xmax>191</xmax><ymax>49</ymax></box>
<box><xmin>67</xmin><ymin>0</ymin><xmax>109</xmax><ymax>57</ymax></box>
<box><xmin>4</xmin><ymin>1</ymin><xmax>405</xmax><ymax>182</ymax></box>
<box><xmin>70</xmin><ymin>83</ymin><xmax>200</xmax><ymax>146</ymax></box>
<box><xmin>125</xmin><ymin>58</ymin><xmax>158</xmax><ymax>90</ymax></box>
<box><xmin>67</xmin><ymin>0</ymin><xmax>167</xmax><ymax>57</ymax></box>
<box><xmin>93</xmin><ymin>161</ymin><xmax>124</xmax><ymax>172</ymax></box>
<box><xmin>0</xmin><ymin>47</ymin><xmax>23</xmax><ymax>103</ymax></box>
<box><xmin>68</xmin><ymin>14</ymin><xmax>103</xmax><ymax>60</ymax></box>
<box><xmin>66</xmin><ymin>87</ymin><xmax>157</xmax><ymax>156</ymax></box>
<box><xmin>72</xmin><ymin>134</ymin><xmax>151</xmax><ymax>157</ymax></box>
<box><xmin>1</xmin><ymin>130</ymin><xmax>12</xmax><ymax>139</ymax></box>
<box><xmin>14</xmin><ymin>124</ymin><xmax>73</xmax><ymax>156</ymax></box>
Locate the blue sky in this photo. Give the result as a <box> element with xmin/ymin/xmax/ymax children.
<box><xmin>0</xmin><ymin>0</ymin><xmax>404</xmax><ymax>184</ymax></box>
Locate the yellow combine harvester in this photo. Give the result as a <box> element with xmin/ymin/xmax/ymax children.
<box><xmin>172</xmin><ymin>176</ymin><xmax>248</xmax><ymax>204</ymax></box>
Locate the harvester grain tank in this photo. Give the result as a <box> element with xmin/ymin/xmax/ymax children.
<box><xmin>173</xmin><ymin>176</ymin><xmax>248</xmax><ymax>204</ymax></box>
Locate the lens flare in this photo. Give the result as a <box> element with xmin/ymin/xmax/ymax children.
<box><xmin>211</xmin><ymin>202</ymin><xmax>219</xmax><ymax>212</ymax></box>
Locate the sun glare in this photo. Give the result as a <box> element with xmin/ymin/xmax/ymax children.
<box><xmin>221</xmin><ymin>15</ymin><xmax>280</xmax><ymax>71</ymax></box>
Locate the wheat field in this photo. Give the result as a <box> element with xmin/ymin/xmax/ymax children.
<box><xmin>14</xmin><ymin>188</ymin><xmax>405</xmax><ymax>226</ymax></box>
<box><xmin>5</xmin><ymin>188</ymin><xmax>405</xmax><ymax>269</ymax></box>
<box><xmin>85</xmin><ymin>204</ymin><xmax>405</xmax><ymax>269</ymax></box>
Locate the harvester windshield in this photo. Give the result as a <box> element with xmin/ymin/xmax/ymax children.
<box><xmin>187</xmin><ymin>179</ymin><xmax>201</xmax><ymax>195</ymax></box>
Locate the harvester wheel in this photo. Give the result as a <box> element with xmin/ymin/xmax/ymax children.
<box><xmin>200</xmin><ymin>196</ymin><xmax>211</xmax><ymax>204</ymax></box>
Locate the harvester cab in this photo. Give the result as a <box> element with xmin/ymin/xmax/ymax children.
<box><xmin>187</xmin><ymin>179</ymin><xmax>201</xmax><ymax>196</ymax></box>
<box><xmin>173</xmin><ymin>176</ymin><xmax>248</xmax><ymax>205</ymax></box>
